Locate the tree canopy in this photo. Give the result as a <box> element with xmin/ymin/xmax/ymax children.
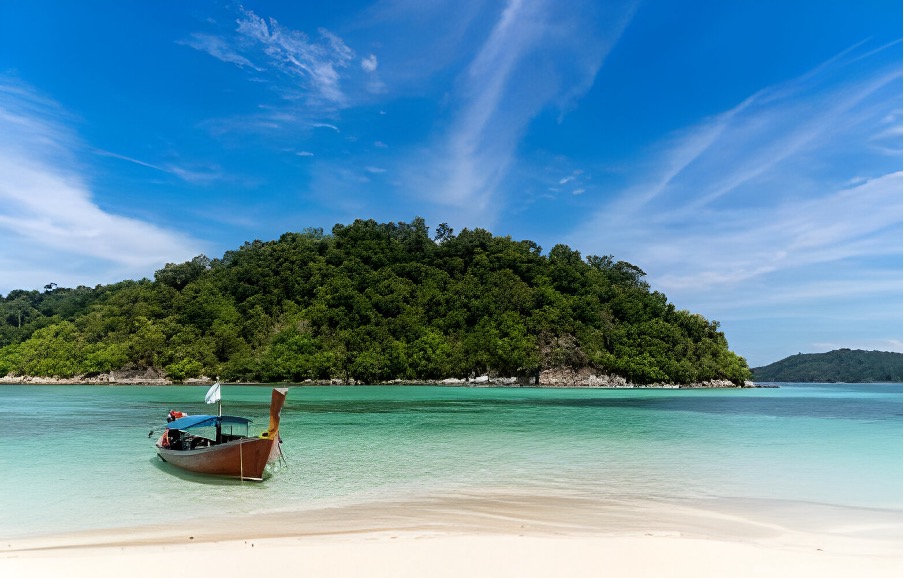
<box><xmin>0</xmin><ymin>219</ymin><xmax>751</xmax><ymax>384</ymax></box>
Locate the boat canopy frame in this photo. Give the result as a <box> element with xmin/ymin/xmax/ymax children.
<box><xmin>165</xmin><ymin>414</ymin><xmax>252</xmax><ymax>431</ymax></box>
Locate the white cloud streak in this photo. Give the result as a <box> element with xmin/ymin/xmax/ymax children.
<box><xmin>0</xmin><ymin>80</ymin><xmax>201</xmax><ymax>293</ymax></box>
<box><xmin>93</xmin><ymin>149</ymin><xmax>224</xmax><ymax>185</ymax></box>
<box><xmin>650</xmin><ymin>172</ymin><xmax>902</xmax><ymax>289</ymax></box>
<box><xmin>406</xmin><ymin>0</ymin><xmax>636</xmax><ymax>225</ymax></box>
<box><xmin>568</xmin><ymin>43</ymin><xmax>902</xmax><ymax>323</ymax></box>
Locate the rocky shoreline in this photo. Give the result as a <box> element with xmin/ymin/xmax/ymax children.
<box><xmin>1</xmin><ymin>366</ymin><xmax>767</xmax><ymax>388</ymax></box>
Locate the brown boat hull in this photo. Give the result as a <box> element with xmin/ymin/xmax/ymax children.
<box><xmin>157</xmin><ymin>436</ymin><xmax>276</xmax><ymax>481</ymax></box>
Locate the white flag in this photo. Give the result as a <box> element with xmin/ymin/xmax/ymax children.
<box><xmin>204</xmin><ymin>381</ymin><xmax>221</xmax><ymax>404</ymax></box>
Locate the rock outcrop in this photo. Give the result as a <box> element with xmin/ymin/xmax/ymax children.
<box><xmin>0</xmin><ymin>368</ymin><xmax>210</xmax><ymax>385</ymax></box>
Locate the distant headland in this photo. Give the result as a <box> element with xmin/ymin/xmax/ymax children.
<box><xmin>751</xmin><ymin>349</ymin><xmax>903</xmax><ymax>383</ymax></box>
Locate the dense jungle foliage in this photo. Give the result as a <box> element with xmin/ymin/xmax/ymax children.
<box><xmin>751</xmin><ymin>349</ymin><xmax>902</xmax><ymax>383</ymax></box>
<box><xmin>0</xmin><ymin>219</ymin><xmax>750</xmax><ymax>384</ymax></box>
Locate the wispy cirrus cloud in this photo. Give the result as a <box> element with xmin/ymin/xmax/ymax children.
<box><xmin>402</xmin><ymin>0</ymin><xmax>637</xmax><ymax>225</ymax></box>
<box><xmin>93</xmin><ymin>149</ymin><xmax>225</xmax><ymax>185</ymax></box>
<box><xmin>0</xmin><ymin>80</ymin><xmax>202</xmax><ymax>293</ymax></box>
<box><xmin>568</xmin><ymin>41</ymin><xmax>902</xmax><ymax>325</ymax></box>
<box><xmin>179</xmin><ymin>33</ymin><xmax>262</xmax><ymax>70</ymax></box>
<box><xmin>185</xmin><ymin>7</ymin><xmax>366</xmax><ymax>108</ymax></box>
<box><xmin>646</xmin><ymin>172</ymin><xmax>902</xmax><ymax>291</ymax></box>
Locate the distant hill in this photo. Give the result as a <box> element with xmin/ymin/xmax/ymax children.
<box><xmin>752</xmin><ymin>349</ymin><xmax>903</xmax><ymax>383</ymax></box>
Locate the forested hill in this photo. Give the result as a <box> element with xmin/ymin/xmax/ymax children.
<box><xmin>752</xmin><ymin>349</ymin><xmax>903</xmax><ymax>383</ymax></box>
<box><xmin>0</xmin><ymin>219</ymin><xmax>750</xmax><ymax>385</ymax></box>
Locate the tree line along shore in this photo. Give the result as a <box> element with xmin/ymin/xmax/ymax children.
<box><xmin>0</xmin><ymin>219</ymin><xmax>751</xmax><ymax>386</ymax></box>
<box><xmin>0</xmin><ymin>368</ymin><xmax>754</xmax><ymax>388</ymax></box>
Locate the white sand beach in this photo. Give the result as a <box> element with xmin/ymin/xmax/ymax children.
<box><xmin>3</xmin><ymin>493</ymin><xmax>900</xmax><ymax>577</ymax></box>
<box><xmin>2</xmin><ymin>532</ymin><xmax>900</xmax><ymax>578</ymax></box>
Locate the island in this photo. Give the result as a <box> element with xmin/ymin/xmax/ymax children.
<box><xmin>751</xmin><ymin>349</ymin><xmax>903</xmax><ymax>383</ymax></box>
<box><xmin>0</xmin><ymin>218</ymin><xmax>751</xmax><ymax>387</ymax></box>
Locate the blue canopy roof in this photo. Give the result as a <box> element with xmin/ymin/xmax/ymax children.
<box><xmin>166</xmin><ymin>414</ymin><xmax>252</xmax><ymax>430</ymax></box>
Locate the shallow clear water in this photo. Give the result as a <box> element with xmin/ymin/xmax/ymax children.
<box><xmin>0</xmin><ymin>383</ymin><xmax>900</xmax><ymax>538</ymax></box>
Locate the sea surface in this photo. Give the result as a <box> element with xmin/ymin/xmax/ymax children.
<box><xmin>0</xmin><ymin>383</ymin><xmax>900</xmax><ymax>538</ymax></box>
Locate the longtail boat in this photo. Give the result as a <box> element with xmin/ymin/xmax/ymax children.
<box><xmin>155</xmin><ymin>384</ymin><xmax>288</xmax><ymax>481</ymax></box>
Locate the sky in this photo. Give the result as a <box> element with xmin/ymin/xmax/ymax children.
<box><xmin>0</xmin><ymin>0</ymin><xmax>900</xmax><ymax>367</ymax></box>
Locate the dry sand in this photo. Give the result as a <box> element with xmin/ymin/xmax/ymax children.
<box><xmin>2</xmin><ymin>493</ymin><xmax>900</xmax><ymax>577</ymax></box>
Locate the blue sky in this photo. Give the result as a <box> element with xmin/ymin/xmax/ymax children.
<box><xmin>0</xmin><ymin>0</ymin><xmax>900</xmax><ymax>366</ymax></box>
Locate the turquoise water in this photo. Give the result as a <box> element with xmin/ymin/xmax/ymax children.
<box><xmin>0</xmin><ymin>383</ymin><xmax>900</xmax><ymax>538</ymax></box>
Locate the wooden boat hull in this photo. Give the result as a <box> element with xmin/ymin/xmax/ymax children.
<box><xmin>157</xmin><ymin>436</ymin><xmax>276</xmax><ymax>481</ymax></box>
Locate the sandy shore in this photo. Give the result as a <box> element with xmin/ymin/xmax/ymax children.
<box><xmin>2</xmin><ymin>493</ymin><xmax>900</xmax><ymax>577</ymax></box>
<box><xmin>3</xmin><ymin>532</ymin><xmax>900</xmax><ymax>578</ymax></box>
